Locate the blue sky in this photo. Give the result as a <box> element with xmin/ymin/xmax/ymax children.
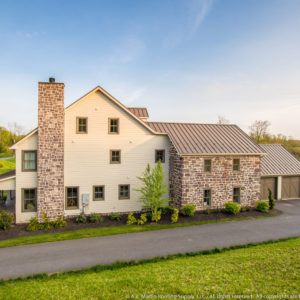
<box><xmin>0</xmin><ymin>0</ymin><xmax>300</xmax><ymax>138</ymax></box>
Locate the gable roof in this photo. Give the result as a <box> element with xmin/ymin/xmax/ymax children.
<box><xmin>260</xmin><ymin>144</ymin><xmax>300</xmax><ymax>176</ymax></box>
<box><xmin>11</xmin><ymin>86</ymin><xmax>162</xmax><ymax>149</ymax></box>
<box><xmin>147</xmin><ymin>122</ymin><xmax>264</xmax><ymax>155</ymax></box>
<box><xmin>127</xmin><ymin>107</ymin><xmax>149</xmax><ymax>119</ymax></box>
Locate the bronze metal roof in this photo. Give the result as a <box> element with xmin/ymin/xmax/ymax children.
<box><xmin>0</xmin><ymin>170</ymin><xmax>16</xmax><ymax>180</ymax></box>
<box><xmin>127</xmin><ymin>107</ymin><xmax>149</xmax><ymax>119</ymax></box>
<box><xmin>260</xmin><ymin>144</ymin><xmax>300</xmax><ymax>176</ymax></box>
<box><xmin>147</xmin><ymin>122</ymin><xmax>264</xmax><ymax>155</ymax></box>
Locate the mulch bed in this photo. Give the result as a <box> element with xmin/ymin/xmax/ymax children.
<box><xmin>0</xmin><ymin>209</ymin><xmax>281</xmax><ymax>241</ymax></box>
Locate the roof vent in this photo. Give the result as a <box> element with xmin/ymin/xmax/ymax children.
<box><xmin>49</xmin><ymin>77</ymin><xmax>55</xmax><ymax>83</ymax></box>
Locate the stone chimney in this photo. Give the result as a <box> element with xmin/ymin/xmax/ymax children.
<box><xmin>37</xmin><ymin>78</ymin><xmax>64</xmax><ymax>221</ymax></box>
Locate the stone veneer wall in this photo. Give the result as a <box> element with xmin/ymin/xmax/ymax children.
<box><xmin>181</xmin><ymin>155</ymin><xmax>261</xmax><ymax>209</ymax></box>
<box><xmin>37</xmin><ymin>82</ymin><xmax>65</xmax><ymax>221</ymax></box>
<box><xmin>169</xmin><ymin>141</ymin><xmax>183</xmax><ymax>208</ymax></box>
<box><xmin>169</xmin><ymin>140</ymin><xmax>261</xmax><ymax>210</ymax></box>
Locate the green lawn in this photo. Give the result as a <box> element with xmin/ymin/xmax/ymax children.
<box><xmin>0</xmin><ymin>157</ymin><xmax>15</xmax><ymax>175</ymax></box>
<box><xmin>0</xmin><ymin>237</ymin><xmax>299</xmax><ymax>299</ymax></box>
<box><xmin>0</xmin><ymin>213</ymin><xmax>278</xmax><ymax>248</ymax></box>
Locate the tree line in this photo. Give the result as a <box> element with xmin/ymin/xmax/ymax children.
<box><xmin>0</xmin><ymin>123</ymin><xmax>25</xmax><ymax>154</ymax></box>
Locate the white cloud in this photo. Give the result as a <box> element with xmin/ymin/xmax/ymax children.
<box><xmin>189</xmin><ymin>0</ymin><xmax>214</xmax><ymax>33</ymax></box>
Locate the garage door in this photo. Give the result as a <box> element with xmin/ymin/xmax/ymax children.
<box><xmin>261</xmin><ymin>177</ymin><xmax>277</xmax><ymax>200</ymax></box>
<box><xmin>282</xmin><ymin>176</ymin><xmax>300</xmax><ymax>199</ymax></box>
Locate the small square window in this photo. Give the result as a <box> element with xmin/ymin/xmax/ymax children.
<box><xmin>109</xmin><ymin>118</ymin><xmax>119</xmax><ymax>134</ymax></box>
<box><xmin>233</xmin><ymin>159</ymin><xmax>240</xmax><ymax>171</ymax></box>
<box><xmin>22</xmin><ymin>189</ymin><xmax>37</xmax><ymax>212</ymax></box>
<box><xmin>93</xmin><ymin>186</ymin><xmax>105</xmax><ymax>201</ymax></box>
<box><xmin>110</xmin><ymin>150</ymin><xmax>121</xmax><ymax>164</ymax></box>
<box><xmin>76</xmin><ymin>117</ymin><xmax>88</xmax><ymax>133</ymax></box>
<box><xmin>233</xmin><ymin>187</ymin><xmax>241</xmax><ymax>203</ymax></box>
<box><xmin>66</xmin><ymin>187</ymin><xmax>79</xmax><ymax>209</ymax></box>
<box><xmin>155</xmin><ymin>150</ymin><xmax>165</xmax><ymax>163</ymax></box>
<box><xmin>119</xmin><ymin>184</ymin><xmax>130</xmax><ymax>199</ymax></box>
<box><xmin>204</xmin><ymin>159</ymin><xmax>212</xmax><ymax>173</ymax></box>
<box><xmin>204</xmin><ymin>189</ymin><xmax>211</xmax><ymax>206</ymax></box>
<box><xmin>22</xmin><ymin>151</ymin><xmax>37</xmax><ymax>171</ymax></box>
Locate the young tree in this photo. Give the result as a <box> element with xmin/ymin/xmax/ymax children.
<box><xmin>136</xmin><ymin>161</ymin><xmax>169</xmax><ymax>222</ymax></box>
<box><xmin>249</xmin><ymin>120</ymin><xmax>271</xmax><ymax>143</ymax></box>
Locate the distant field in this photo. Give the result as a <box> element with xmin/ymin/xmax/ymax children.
<box><xmin>0</xmin><ymin>158</ymin><xmax>15</xmax><ymax>175</ymax></box>
<box><xmin>0</xmin><ymin>238</ymin><xmax>299</xmax><ymax>299</ymax></box>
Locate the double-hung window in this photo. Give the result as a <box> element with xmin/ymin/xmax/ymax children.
<box><xmin>22</xmin><ymin>151</ymin><xmax>37</xmax><ymax>171</ymax></box>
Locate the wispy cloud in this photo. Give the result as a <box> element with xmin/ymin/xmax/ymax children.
<box><xmin>188</xmin><ymin>0</ymin><xmax>214</xmax><ymax>33</ymax></box>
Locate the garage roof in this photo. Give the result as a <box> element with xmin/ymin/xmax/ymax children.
<box><xmin>260</xmin><ymin>144</ymin><xmax>300</xmax><ymax>176</ymax></box>
<box><xmin>147</xmin><ymin>122</ymin><xmax>264</xmax><ymax>155</ymax></box>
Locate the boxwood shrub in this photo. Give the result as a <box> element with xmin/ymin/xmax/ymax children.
<box><xmin>225</xmin><ymin>202</ymin><xmax>241</xmax><ymax>215</ymax></box>
<box><xmin>256</xmin><ymin>200</ymin><xmax>269</xmax><ymax>213</ymax></box>
<box><xmin>182</xmin><ymin>204</ymin><xmax>196</xmax><ymax>217</ymax></box>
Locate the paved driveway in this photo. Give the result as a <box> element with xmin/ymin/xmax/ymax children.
<box><xmin>0</xmin><ymin>200</ymin><xmax>300</xmax><ymax>279</ymax></box>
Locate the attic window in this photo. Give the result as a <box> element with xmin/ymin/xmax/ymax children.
<box><xmin>109</xmin><ymin>118</ymin><xmax>119</xmax><ymax>134</ymax></box>
<box><xmin>76</xmin><ymin>117</ymin><xmax>88</xmax><ymax>133</ymax></box>
<box><xmin>22</xmin><ymin>150</ymin><xmax>37</xmax><ymax>171</ymax></box>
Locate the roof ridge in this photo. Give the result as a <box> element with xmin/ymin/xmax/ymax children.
<box><xmin>147</xmin><ymin>121</ymin><xmax>236</xmax><ymax>126</ymax></box>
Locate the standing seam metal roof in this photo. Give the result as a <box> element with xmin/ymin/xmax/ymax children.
<box><xmin>127</xmin><ymin>107</ymin><xmax>149</xmax><ymax>118</ymax></box>
<box><xmin>260</xmin><ymin>144</ymin><xmax>300</xmax><ymax>176</ymax></box>
<box><xmin>147</xmin><ymin>122</ymin><xmax>264</xmax><ymax>155</ymax></box>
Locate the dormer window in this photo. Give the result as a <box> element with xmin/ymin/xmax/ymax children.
<box><xmin>108</xmin><ymin>118</ymin><xmax>119</xmax><ymax>134</ymax></box>
<box><xmin>76</xmin><ymin>117</ymin><xmax>88</xmax><ymax>133</ymax></box>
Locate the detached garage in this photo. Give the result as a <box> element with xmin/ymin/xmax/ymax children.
<box><xmin>260</xmin><ymin>144</ymin><xmax>300</xmax><ymax>200</ymax></box>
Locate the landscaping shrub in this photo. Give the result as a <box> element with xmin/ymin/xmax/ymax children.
<box><xmin>225</xmin><ymin>202</ymin><xmax>241</xmax><ymax>215</ymax></box>
<box><xmin>27</xmin><ymin>214</ymin><xmax>67</xmax><ymax>231</ymax></box>
<box><xmin>268</xmin><ymin>188</ymin><xmax>275</xmax><ymax>210</ymax></box>
<box><xmin>256</xmin><ymin>200</ymin><xmax>269</xmax><ymax>213</ymax></box>
<box><xmin>182</xmin><ymin>204</ymin><xmax>196</xmax><ymax>217</ymax></box>
<box><xmin>126</xmin><ymin>212</ymin><xmax>137</xmax><ymax>225</ymax></box>
<box><xmin>41</xmin><ymin>212</ymin><xmax>52</xmax><ymax>230</ymax></box>
<box><xmin>137</xmin><ymin>213</ymin><xmax>147</xmax><ymax>225</ymax></box>
<box><xmin>90</xmin><ymin>213</ymin><xmax>103</xmax><ymax>223</ymax></box>
<box><xmin>109</xmin><ymin>213</ymin><xmax>122</xmax><ymax>221</ymax></box>
<box><xmin>51</xmin><ymin>215</ymin><xmax>67</xmax><ymax>228</ymax></box>
<box><xmin>151</xmin><ymin>210</ymin><xmax>161</xmax><ymax>222</ymax></box>
<box><xmin>27</xmin><ymin>217</ymin><xmax>43</xmax><ymax>231</ymax></box>
<box><xmin>75</xmin><ymin>212</ymin><xmax>87</xmax><ymax>223</ymax></box>
<box><xmin>171</xmin><ymin>208</ymin><xmax>179</xmax><ymax>223</ymax></box>
<box><xmin>162</xmin><ymin>206</ymin><xmax>173</xmax><ymax>215</ymax></box>
<box><xmin>0</xmin><ymin>210</ymin><xmax>14</xmax><ymax>230</ymax></box>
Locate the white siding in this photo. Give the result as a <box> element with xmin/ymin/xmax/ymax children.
<box><xmin>14</xmin><ymin>89</ymin><xmax>169</xmax><ymax>222</ymax></box>
<box><xmin>15</xmin><ymin>134</ymin><xmax>38</xmax><ymax>223</ymax></box>
<box><xmin>0</xmin><ymin>177</ymin><xmax>16</xmax><ymax>190</ymax></box>
<box><xmin>64</xmin><ymin>91</ymin><xmax>169</xmax><ymax>215</ymax></box>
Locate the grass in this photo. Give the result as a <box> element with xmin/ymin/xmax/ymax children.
<box><xmin>0</xmin><ymin>237</ymin><xmax>299</xmax><ymax>299</ymax></box>
<box><xmin>0</xmin><ymin>157</ymin><xmax>15</xmax><ymax>175</ymax></box>
<box><xmin>0</xmin><ymin>213</ymin><xmax>278</xmax><ymax>248</ymax></box>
